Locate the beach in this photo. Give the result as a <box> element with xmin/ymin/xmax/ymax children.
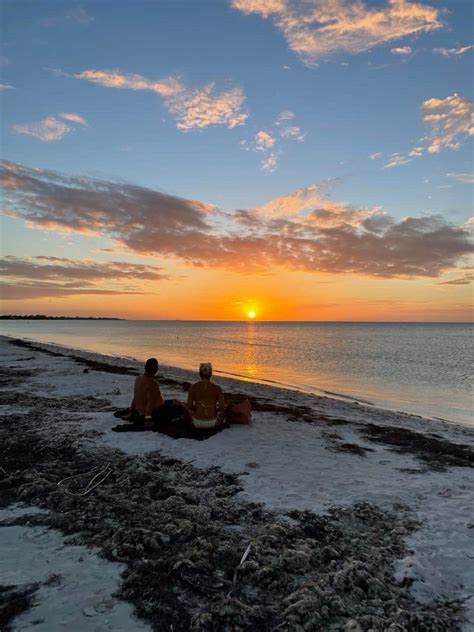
<box><xmin>1</xmin><ymin>320</ymin><xmax>472</xmax><ymax>426</ymax></box>
<box><xmin>1</xmin><ymin>334</ymin><xmax>473</xmax><ymax>631</ymax></box>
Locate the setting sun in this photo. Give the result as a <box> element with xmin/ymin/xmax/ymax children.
<box><xmin>248</xmin><ymin>311</ymin><xmax>256</xmax><ymax>319</ymax></box>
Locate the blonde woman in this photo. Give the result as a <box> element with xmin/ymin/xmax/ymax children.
<box><xmin>187</xmin><ymin>363</ymin><xmax>226</xmax><ymax>429</ymax></box>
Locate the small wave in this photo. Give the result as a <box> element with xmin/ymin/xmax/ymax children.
<box><xmin>197</xmin><ymin>335</ymin><xmax>278</xmax><ymax>349</ymax></box>
<box><xmin>320</xmin><ymin>388</ymin><xmax>374</xmax><ymax>406</ymax></box>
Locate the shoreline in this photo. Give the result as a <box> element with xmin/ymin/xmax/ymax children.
<box><xmin>1</xmin><ymin>335</ymin><xmax>473</xmax><ymax>630</ymax></box>
<box><xmin>0</xmin><ymin>333</ymin><xmax>470</xmax><ymax>431</ymax></box>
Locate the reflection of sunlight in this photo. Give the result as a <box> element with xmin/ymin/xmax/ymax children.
<box><xmin>243</xmin><ymin>321</ymin><xmax>257</xmax><ymax>375</ymax></box>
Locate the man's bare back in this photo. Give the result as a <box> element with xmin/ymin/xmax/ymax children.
<box><xmin>132</xmin><ymin>374</ymin><xmax>164</xmax><ymax>417</ymax></box>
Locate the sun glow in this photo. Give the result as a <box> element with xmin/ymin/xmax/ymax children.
<box><xmin>248</xmin><ymin>310</ymin><xmax>256</xmax><ymax>319</ymax></box>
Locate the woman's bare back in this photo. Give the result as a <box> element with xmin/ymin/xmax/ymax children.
<box><xmin>187</xmin><ymin>380</ymin><xmax>225</xmax><ymax>420</ymax></box>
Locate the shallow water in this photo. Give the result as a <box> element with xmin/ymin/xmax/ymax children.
<box><xmin>1</xmin><ymin>320</ymin><xmax>472</xmax><ymax>425</ymax></box>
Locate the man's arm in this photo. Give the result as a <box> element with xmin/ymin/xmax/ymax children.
<box><xmin>130</xmin><ymin>377</ymin><xmax>138</xmax><ymax>411</ymax></box>
<box><xmin>144</xmin><ymin>381</ymin><xmax>162</xmax><ymax>419</ymax></box>
<box><xmin>187</xmin><ymin>385</ymin><xmax>195</xmax><ymax>412</ymax></box>
<box><xmin>217</xmin><ymin>386</ymin><xmax>226</xmax><ymax>412</ymax></box>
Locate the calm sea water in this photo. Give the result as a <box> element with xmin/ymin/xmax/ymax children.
<box><xmin>1</xmin><ymin>320</ymin><xmax>472</xmax><ymax>426</ymax></box>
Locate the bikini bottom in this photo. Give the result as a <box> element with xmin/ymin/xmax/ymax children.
<box><xmin>192</xmin><ymin>417</ymin><xmax>218</xmax><ymax>429</ymax></box>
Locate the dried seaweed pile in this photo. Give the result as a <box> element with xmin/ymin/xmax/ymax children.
<box><xmin>0</xmin><ymin>360</ymin><xmax>466</xmax><ymax>631</ymax></box>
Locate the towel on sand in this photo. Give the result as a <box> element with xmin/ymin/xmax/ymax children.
<box><xmin>112</xmin><ymin>415</ymin><xmax>229</xmax><ymax>441</ymax></box>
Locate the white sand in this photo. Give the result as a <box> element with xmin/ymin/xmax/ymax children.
<box><xmin>1</xmin><ymin>335</ymin><xmax>473</xmax><ymax>630</ymax></box>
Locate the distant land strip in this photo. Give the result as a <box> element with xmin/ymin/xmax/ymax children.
<box><xmin>0</xmin><ymin>315</ymin><xmax>123</xmax><ymax>320</ymax></box>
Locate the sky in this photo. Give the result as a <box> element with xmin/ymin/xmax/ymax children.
<box><xmin>0</xmin><ymin>0</ymin><xmax>473</xmax><ymax>321</ymax></box>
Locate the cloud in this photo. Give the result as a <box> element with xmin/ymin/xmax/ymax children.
<box><xmin>437</xmin><ymin>273</ymin><xmax>473</xmax><ymax>286</ymax></box>
<box><xmin>383</xmin><ymin>153</ymin><xmax>412</xmax><ymax>169</ymax></box>
<box><xmin>420</xmin><ymin>93</ymin><xmax>474</xmax><ymax>153</ymax></box>
<box><xmin>13</xmin><ymin>113</ymin><xmax>88</xmax><ymax>142</ymax></box>
<box><xmin>255</xmin><ymin>130</ymin><xmax>277</xmax><ymax>150</ymax></box>
<box><xmin>381</xmin><ymin>93</ymin><xmax>473</xmax><ymax>168</ymax></box>
<box><xmin>0</xmin><ymin>160</ymin><xmax>215</xmax><ymax>248</ymax></box>
<box><xmin>280</xmin><ymin>126</ymin><xmax>305</xmax><ymax>141</ymax></box>
<box><xmin>13</xmin><ymin>117</ymin><xmax>72</xmax><ymax>142</ymax></box>
<box><xmin>2</xmin><ymin>160</ymin><xmax>472</xmax><ymax>279</ymax></box>
<box><xmin>408</xmin><ymin>146</ymin><xmax>423</xmax><ymax>157</ymax></box>
<box><xmin>433</xmin><ymin>45</ymin><xmax>473</xmax><ymax>58</ymax></box>
<box><xmin>39</xmin><ymin>7</ymin><xmax>94</xmax><ymax>27</ymax></box>
<box><xmin>275</xmin><ymin>110</ymin><xmax>295</xmax><ymax>124</ymax></box>
<box><xmin>447</xmin><ymin>172</ymin><xmax>474</xmax><ymax>184</ymax></box>
<box><xmin>369</xmin><ymin>152</ymin><xmax>383</xmax><ymax>160</ymax></box>
<box><xmin>72</xmin><ymin>69</ymin><xmax>248</xmax><ymax>131</ymax></box>
<box><xmin>241</xmin><ymin>110</ymin><xmax>305</xmax><ymax>171</ymax></box>
<box><xmin>391</xmin><ymin>46</ymin><xmax>412</xmax><ymax>55</ymax></box>
<box><xmin>261</xmin><ymin>153</ymin><xmax>280</xmax><ymax>172</ymax></box>
<box><xmin>0</xmin><ymin>83</ymin><xmax>14</xmax><ymax>90</ymax></box>
<box><xmin>0</xmin><ymin>256</ymin><xmax>168</xmax><ymax>300</ymax></box>
<box><xmin>231</xmin><ymin>0</ymin><xmax>443</xmax><ymax>66</ymax></box>
<box><xmin>241</xmin><ymin>130</ymin><xmax>278</xmax><ymax>169</ymax></box>
<box><xmin>59</xmin><ymin>112</ymin><xmax>88</xmax><ymax>126</ymax></box>
<box><xmin>254</xmin><ymin>181</ymin><xmax>339</xmax><ymax>217</ymax></box>
<box><xmin>0</xmin><ymin>283</ymin><xmax>147</xmax><ymax>300</ymax></box>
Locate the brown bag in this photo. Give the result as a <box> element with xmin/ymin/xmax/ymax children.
<box><xmin>226</xmin><ymin>399</ymin><xmax>253</xmax><ymax>425</ymax></box>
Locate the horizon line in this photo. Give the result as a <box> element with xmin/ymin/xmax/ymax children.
<box><xmin>1</xmin><ymin>315</ymin><xmax>473</xmax><ymax>325</ymax></box>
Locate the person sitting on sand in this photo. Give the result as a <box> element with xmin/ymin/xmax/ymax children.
<box><xmin>131</xmin><ymin>358</ymin><xmax>189</xmax><ymax>428</ymax></box>
<box><xmin>187</xmin><ymin>363</ymin><xmax>226</xmax><ymax>429</ymax></box>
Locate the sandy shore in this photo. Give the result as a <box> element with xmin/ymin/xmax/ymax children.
<box><xmin>1</xmin><ymin>334</ymin><xmax>473</xmax><ymax>631</ymax></box>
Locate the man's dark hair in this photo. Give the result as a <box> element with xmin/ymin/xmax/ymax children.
<box><xmin>145</xmin><ymin>357</ymin><xmax>158</xmax><ymax>373</ymax></box>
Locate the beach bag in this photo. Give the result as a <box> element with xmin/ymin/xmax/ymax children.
<box><xmin>226</xmin><ymin>399</ymin><xmax>253</xmax><ymax>425</ymax></box>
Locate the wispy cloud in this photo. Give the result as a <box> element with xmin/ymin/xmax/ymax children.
<box><xmin>13</xmin><ymin>117</ymin><xmax>72</xmax><ymax>142</ymax></box>
<box><xmin>421</xmin><ymin>94</ymin><xmax>474</xmax><ymax>153</ymax></box>
<box><xmin>447</xmin><ymin>172</ymin><xmax>474</xmax><ymax>184</ymax></box>
<box><xmin>0</xmin><ymin>83</ymin><xmax>14</xmax><ymax>90</ymax></box>
<box><xmin>58</xmin><ymin>112</ymin><xmax>88</xmax><ymax>126</ymax></box>
<box><xmin>369</xmin><ymin>152</ymin><xmax>383</xmax><ymax>160</ymax></box>
<box><xmin>383</xmin><ymin>153</ymin><xmax>412</xmax><ymax>169</ymax></box>
<box><xmin>254</xmin><ymin>130</ymin><xmax>277</xmax><ymax>150</ymax></box>
<box><xmin>39</xmin><ymin>7</ymin><xmax>94</xmax><ymax>27</ymax></box>
<box><xmin>261</xmin><ymin>153</ymin><xmax>280</xmax><ymax>172</ymax></box>
<box><xmin>13</xmin><ymin>113</ymin><xmax>88</xmax><ymax>142</ymax></box>
<box><xmin>275</xmin><ymin>110</ymin><xmax>305</xmax><ymax>140</ymax></box>
<box><xmin>231</xmin><ymin>0</ymin><xmax>443</xmax><ymax>66</ymax></box>
<box><xmin>241</xmin><ymin>110</ymin><xmax>305</xmax><ymax>171</ymax></box>
<box><xmin>2</xmin><ymin>160</ymin><xmax>472</xmax><ymax>279</ymax></box>
<box><xmin>433</xmin><ymin>45</ymin><xmax>473</xmax><ymax>58</ymax></box>
<box><xmin>391</xmin><ymin>46</ymin><xmax>412</xmax><ymax>55</ymax></box>
<box><xmin>241</xmin><ymin>130</ymin><xmax>279</xmax><ymax>170</ymax></box>
<box><xmin>280</xmin><ymin>125</ymin><xmax>305</xmax><ymax>141</ymax></box>
<box><xmin>0</xmin><ymin>256</ymin><xmax>167</xmax><ymax>300</ymax></box>
<box><xmin>382</xmin><ymin>93</ymin><xmax>474</xmax><ymax>167</ymax></box>
<box><xmin>72</xmin><ymin>69</ymin><xmax>248</xmax><ymax>131</ymax></box>
<box><xmin>437</xmin><ymin>273</ymin><xmax>473</xmax><ymax>286</ymax></box>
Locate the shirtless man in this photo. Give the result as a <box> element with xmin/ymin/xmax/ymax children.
<box><xmin>131</xmin><ymin>358</ymin><xmax>187</xmax><ymax>428</ymax></box>
<box><xmin>187</xmin><ymin>363</ymin><xmax>226</xmax><ymax>428</ymax></box>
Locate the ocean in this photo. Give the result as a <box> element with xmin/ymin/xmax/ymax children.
<box><xmin>1</xmin><ymin>320</ymin><xmax>472</xmax><ymax>426</ymax></box>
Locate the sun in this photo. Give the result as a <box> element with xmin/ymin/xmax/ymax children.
<box><xmin>248</xmin><ymin>311</ymin><xmax>256</xmax><ymax>319</ymax></box>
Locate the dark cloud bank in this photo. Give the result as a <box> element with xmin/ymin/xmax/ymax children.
<box><xmin>0</xmin><ymin>255</ymin><xmax>167</xmax><ymax>299</ymax></box>
<box><xmin>1</xmin><ymin>161</ymin><xmax>472</xmax><ymax>298</ymax></box>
